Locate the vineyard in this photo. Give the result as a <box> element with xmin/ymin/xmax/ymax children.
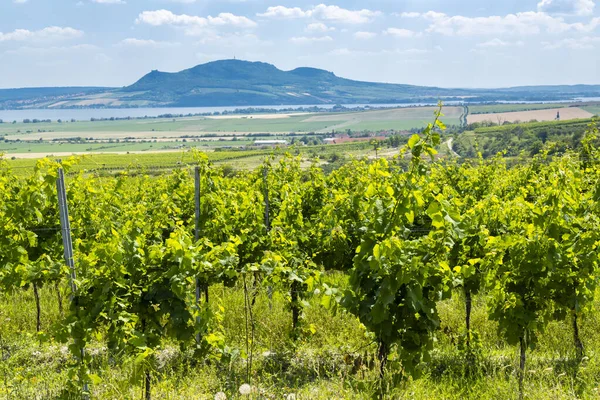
<box><xmin>2</xmin><ymin>111</ymin><xmax>600</xmax><ymax>399</ymax></box>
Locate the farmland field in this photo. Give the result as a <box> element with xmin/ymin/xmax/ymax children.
<box><xmin>0</xmin><ymin>107</ymin><xmax>461</xmax><ymax>141</ymax></box>
<box><xmin>582</xmin><ymin>105</ymin><xmax>600</xmax><ymax>116</ymax></box>
<box><xmin>468</xmin><ymin>103</ymin><xmax>567</xmax><ymax>114</ymax></box>
<box><xmin>467</xmin><ymin>107</ymin><xmax>594</xmax><ymax>124</ymax></box>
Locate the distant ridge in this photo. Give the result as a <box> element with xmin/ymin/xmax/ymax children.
<box><xmin>2</xmin><ymin>59</ymin><xmax>600</xmax><ymax>109</ymax></box>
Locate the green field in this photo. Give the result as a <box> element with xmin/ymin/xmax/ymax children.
<box><xmin>1</xmin><ymin>141</ymin><xmax>373</xmax><ymax>173</ymax></box>
<box><xmin>453</xmin><ymin>118</ymin><xmax>595</xmax><ymax>158</ymax></box>
<box><xmin>581</xmin><ymin>105</ymin><xmax>600</xmax><ymax>116</ymax></box>
<box><xmin>0</xmin><ymin>139</ymin><xmax>254</xmax><ymax>154</ymax></box>
<box><xmin>0</xmin><ymin>107</ymin><xmax>462</xmax><ymax>140</ymax></box>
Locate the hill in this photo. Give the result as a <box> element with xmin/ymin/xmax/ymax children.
<box><xmin>120</xmin><ymin>59</ymin><xmax>469</xmax><ymax>107</ymax></box>
<box><xmin>2</xmin><ymin>59</ymin><xmax>600</xmax><ymax>109</ymax></box>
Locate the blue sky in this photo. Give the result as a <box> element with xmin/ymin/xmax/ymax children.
<box><xmin>1</xmin><ymin>0</ymin><xmax>599</xmax><ymax>88</ymax></box>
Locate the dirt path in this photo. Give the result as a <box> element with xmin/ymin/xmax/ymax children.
<box><xmin>447</xmin><ymin>138</ymin><xmax>460</xmax><ymax>157</ymax></box>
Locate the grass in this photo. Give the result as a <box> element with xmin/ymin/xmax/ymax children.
<box><xmin>1</xmin><ymin>272</ymin><xmax>600</xmax><ymax>399</ymax></box>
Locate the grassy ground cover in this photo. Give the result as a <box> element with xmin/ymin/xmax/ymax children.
<box><xmin>1</xmin><ymin>272</ymin><xmax>598</xmax><ymax>399</ymax></box>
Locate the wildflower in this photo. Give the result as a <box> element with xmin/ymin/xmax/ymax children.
<box><xmin>214</xmin><ymin>392</ymin><xmax>227</xmax><ymax>400</ymax></box>
<box><xmin>286</xmin><ymin>394</ymin><xmax>297</xmax><ymax>400</ymax></box>
<box><xmin>239</xmin><ymin>384</ymin><xmax>252</xmax><ymax>395</ymax></box>
<box><xmin>156</xmin><ymin>346</ymin><xmax>179</xmax><ymax>370</ymax></box>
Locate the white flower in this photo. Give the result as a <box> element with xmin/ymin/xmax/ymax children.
<box><xmin>313</xmin><ymin>288</ymin><xmax>321</xmax><ymax>295</ymax></box>
<box><xmin>59</xmin><ymin>346</ymin><xmax>70</xmax><ymax>358</ymax></box>
<box><xmin>214</xmin><ymin>392</ymin><xmax>227</xmax><ymax>400</ymax></box>
<box><xmin>156</xmin><ymin>346</ymin><xmax>179</xmax><ymax>369</ymax></box>
<box><xmin>286</xmin><ymin>394</ymin><xmax>297</xmax><ymax>400</ymax></box>
<box><xmin>239</xmin><ymin>384</ymin><xmax>252</xmax><ymax>395</ymax></box>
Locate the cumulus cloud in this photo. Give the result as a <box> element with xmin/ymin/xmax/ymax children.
<box><xmin>477</xmin><ymin>38</ymin><xmax>525</xmax><ymax>47</ymax></box>
<box><xmin>311</xmin><ymin>4</ymin><xmax>381</xmax><ymax>24</ymax></box>
<box><xmin>290</xmin><ymin>35</ymin><xmax>334</xmax><ymax>44</ymax></box>
<box><xmin>258</xmin><ymin>6</ymin><xmax>307</xmax><ymax>19</ymax></box>
<box><xmin>305</xmin><ymin>22</ymin><xmax>335</xmax><ymax>33</ymax></box>
<box><xmin>136</xmin><ymin>9</ymin><xmax>257</xmax><ymax>29</ymax></box>
<box><xmin>258</xmin><ymin>4</ymin><xmax>381</xmax><ymax>24</ymax></box>
<box><xmin>543</xmin><ymin>35</ymin><xmax>600</xmax><ymax>48</ymax></box>
<box><xmin>537</xmin><ymin>0</ymin><xmax>595</xmax><ymax>16</ymax></box>
<box><xmin>91</xmin><ymin>0</ymin><xmax>126</xmax><ymax>3</ymax></box>
<box><xmin>354</xmin><ymin>31</ymin><xmax>376</xmax><ymax>39</ymax></box>
<box><xmin>13</xmin><ymin>0</ymin><xmax>28</xmax><ymax>4</ymax></box>
<box><xmin>0</xmin><ymin>26</ymin><xmax>84</xmax><ymax>42</ymax></box>
<box><xmin>423</xmin><ymin>11</ymin><xmax>600</xmax><ymax>36</ymax></box>
<box><xmin>384</xmin><ymin>28</ymin><xmax>418</xmax><ymax>38</ymax></box>
<box><xmin>398</xmin><ymin>12</ymin><xmax>421</xmax><ymax>18</ymax></box>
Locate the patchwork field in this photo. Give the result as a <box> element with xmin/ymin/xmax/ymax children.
<box><xmin>0</xmin><ymin>107</ymin><xmax>461</xmax><ymax>142</ymax></box>
<box><xmin>467</xmin><ymin>107</ymin><xmax>594</xmax><ymax>124</ymax></box>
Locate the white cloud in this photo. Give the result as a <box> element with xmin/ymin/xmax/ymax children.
<box><xmin>310</xmin><ymin>4</ymin><xmax>381</xmax><ymax>24</ymax></box>
<box><xmin>423</xmin><ymin>11</ymin><xmax>600</xmax><ymax>36</ymax></box>
<box><xmin>384</xmin><ymin>28</ymin><xmax>418</xmax><ymax>38</ymax></box>
<box><xmin>136</xmin><ymin>9</ymin><xmax>257</xmax><ymax>29</ymax></box>
<box><xmin>0</xmin><ymin>27</ymin><xmax>84</xmax><ymax>42</ymax></box>
<box><xmin>13</xmin><ymin>0</ymin><xmax>28</xmax><ymax>4</ymax></box>
<box><xmin>91</xmin><ymin>0</ymin><xmax>125</xmax><ymax>3</ymax></box>
<box><xmin>537</xmin><ymin>0</ymin><xmax>595</xmax><ymax>16</ymax></box>
<box><xmin>305</xmin><ymin>22</ymin><xmax>334</xmax><ymax>33</ymax></box>
<box><xmin>543</xmin><ymin>36</ymin><xmax>600</xmax><ymax>49</ymax></box>
<box><xmin>257</xmin><ymin>6</ymin><xmax>307</xmax><ymax>19</ymax></box>
<box><xmin>118</xmin><ymin>38</ymin><xmax>180</xmax><ymax>47</ymax></box>
<box><xmin>258</xmin><ymin>4</ymin><xmax>381</xmax><ymax>24</ymax></box>
<box><xmin>398</xmin><ymin>12</ymin><xmax>421</xmax><ymax>18</ymax></box>
<box><xmin>354</xmin><ymin>31</ymin><xmax>376</xmax><ymax>39</ymax></box>
<box><xmin>290</xmin><ymin>35</ymin><xmax>334</xmax><ymax>44</ymax></box>
<box><xmin>477</xmin><ymin>38</ymin><xmax>525</xmax><ymax>47</ymax></box>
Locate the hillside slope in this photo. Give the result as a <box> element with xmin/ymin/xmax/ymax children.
<box><xmin>2</xmin><ymin>59</ymin><xmax>600</xmax><ymax>109</ymax></box>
